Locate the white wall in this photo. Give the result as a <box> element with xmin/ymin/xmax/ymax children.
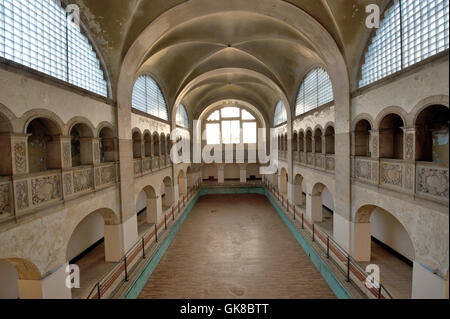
<box><xmin>322</xmin><ymin>187</ymin><xmax>334</xmax><ymax>211</ymax></box>
<box><xmin>0</xmin><ymin>260</ymin><xmax>19</xmax><ymax>299</ymax></box>
<box><xmin>370</xmin><ymin>208</ymin><xmax>415</xmax><ymax>261</ymax></box>
<box><xmin>136</xmin><ymin>190</ymin><xmax>147</xmax><ymax>213</ymax></box>
<box><xmin>224</xmin><ymin>164</ymin><xmax>240</xmax><ymax>179</ymax></box>
<box><xmin>66</xmin><ymin>213</ymin><xmax>104</xmax><ymax>262</ymax></box>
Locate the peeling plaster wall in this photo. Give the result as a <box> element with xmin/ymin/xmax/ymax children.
<box><xmin>0</xmin><ymin>68</ymin><xmax>115</xmax><ymax>132</ymax></box>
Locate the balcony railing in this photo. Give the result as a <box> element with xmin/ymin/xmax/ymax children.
<box><xmin>290</xmin><ymin>151</ymin><xmax>335</xmax><ymax>172</ymax></box>
<box><xmin>134</xmin><ymin>155</ymin><xmax>172</xmax><ymax>177</ymax></box>
<box><xmin>87</xmin><ymin>184</ymin><xmax>200</xmax><ymax>299</ymax></box>
<box><xmin>2</xmin><ymin>162</ymin><xmax>119</xmax><ymax>221</ymax></box>
<box><xmin>353</xmin><ymin>157</ymin><xmax>449</xmax><ymax>204</ymax></box>
<box><xmin>263</xmin><ymin>178</ymin><xmax>393</xmax><ymax>300</ymax></box>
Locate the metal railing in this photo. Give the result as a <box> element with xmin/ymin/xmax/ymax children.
<box><xmin>86</xmin><ymin>184</ymin><xmax>200</xmax><ymax>299</ymax></box>
<box><xmin>263</xmin><ymin>179</ymin><xmax>393</xmax><ymax>299</ymax></box>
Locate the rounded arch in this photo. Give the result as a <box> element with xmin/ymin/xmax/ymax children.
<box><xmin>374</xmin><ymin>106</ymin><xmax>408</xmax><ymax>130</ymax></box>
<box><xmin>132</xmin><ymin>73</ymin><xmax>170</xmax><ymax>121</ymax></box>
<box><xmin>0</xmin><ymin>258</ymin><xmax>41</xmax><ymax>299</ymax></box>
<box><xmin>67</xmin><ymin>117</ymin><xmax>96</xmax><ymax>138</ymax></box>
<box><xmin>279</xmin><ymin>167</ymin><xmax>288</xmax><ymax>194</ymax></box>
<box><xmin>177</xmin><ymin>169</ymin><xmax>187</xmax><ymax>196</ymax></box>
<box><xmin>352</xmin><ymin>113</ymin><xmax>375</xmax><ymax>132</ymax></box>
<box><xmin>22</xmin><ymin>110</ymin><xmax>64</xmax><ymax>135</ymax></box>
<box><xmin>293</xmin><ymin>173</ymin><xmax>305</xmax><ymax>206</ymax></box>
<box><xmin>96</xmin><ymin>121</ymin><xmax>117</xmax><ymax>138</ymax></box>
<box><xmin>161</xmin><ymin>176</ymin><xmax>174</xmax><ymax>208</ymax></box>
<box><xmin>353</xmin><ymin>204</ymin><xmax>416</xmax><ymax>265</ymax></box>
<box><xmin>0</xmin><ymin>104</ymin><xmax>15</xmax><ymax>133</ymax></box>
<box><xmin>410</xmin><ymin>95</ymin><xmax>450</xmax><ymax>127</ymax></box>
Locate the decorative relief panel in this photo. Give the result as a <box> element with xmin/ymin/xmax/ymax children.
<box><xmin>15</xmin><ymin>180</ymin><xmax>29</xmax><ymax>210</ymax></box>
<box><xmin>0</xmin><ymin>182</ymin><xmax>11</xmax><ymax>216</ymax></box>
<box><xmin>101</xmin><ymin>165</ymin><xmax>116</xmax><ymax>185</ymax></box>
<box><xmin>63</xmin><ymin>173</ymin><xmax>73</xmax><ymax>196</ymax></box>
<box><xmin>143</xmin><ymin>158</ymin><xmax>152</xmax><ymax>172</ymax></box>
<box><xmin>307</xmin><ymin>153</ymin><xmax>313</xmax><ymax>165</ymax></box>
<box><xmin>372</xmin><ymin>136</ymin><xmax>378</xmax><ymax>158</ymax></box>
<box><xmin>73</xmin><ymin>169</ymin><xmax>94</xmax><ymax>193</ymax></box>
<box><xmin>31</xmin><ymin>175</ymin><xmax>62</xmax><ymax>206</ymax></box>
<box><xmin>416</xmin><ymin>166</ymin><xmax>449</xmax><ymax>199</ymax></box>
<box><xmin>326</xmin><ymin>157</ymin><xmax>335</xmax><ymax>171</ymax></box>
<box><xmin>380</xmin><ymin>162</ymin><xmax>403</xmax><ymax>187</ymax></box>
<box><xmin>95</xmin><ymin>168</ymin><xmax>101</xmax><ymax>186</ymax></box>
<box><xmin>93</xmin><ymin>142</ymin><xmax>100</xmax><ymax>164</ymax></box>
<box><xmin>14</xmin><ymin>142</ymin><xmax>27</xmax><ymax>174</ymax></box>
<box><xmin>315</xmin><ymin>155</ymin><xmax>324</xmax><ymax>169</ymax></box>
<box><xmin>62</xmin><ymin>143</ymin><xmax>71</xmax><ymax>167</ymax></box>
<box><xmin>355</xmin><ymin>159</ymin><xmax>372</xmax><ymax>180</ymax></box>
<box><xmin>405</xmin><ymin>134</ymin><xmax>414</xmax><ymax>161</ymax></box>
<box><xmin>134</xmin><ymin>160</ymin><xmax>142</xmax><ymax>175</ymax></box>
<box><xmin>404</xmin><ymin>165</ymin><xmax>414</xmax><ymax>190</ymax></box>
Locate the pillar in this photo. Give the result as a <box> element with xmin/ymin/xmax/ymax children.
<box><xmin>218</xmin><ymin>165</ymin><xmax>225</xmax><ymax>184</ymax></box>
<box><xmin>239</xmin><ymin>164</ymin><xmax>246</xmax><ymax>183</ymax></box>
<box><xmin>412</xmin><ymin>261</ymin><xmax>447</xmax><ymax>299</ymax></box>
<box><xmin>351</xmin><ymin>221</ymin><xmax>371</xmax><ymax>262</ymax></box>
<box><xmin>18</xmin><ymin>264</ymin><xmax>72</xmax><ymax>299</ymax></box>
<box><xmin>306</xmin><ymin>192</ymin><xmax>322</xmax><ymax>223</ymax></box>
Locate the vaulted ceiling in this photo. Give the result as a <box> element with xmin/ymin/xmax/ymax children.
<box><xmin>72</xmin><ymin>0</ymin><xmax>388</xmax><ymax>122</ymax></box>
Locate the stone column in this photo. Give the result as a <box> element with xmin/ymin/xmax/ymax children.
<box><xmin>18</xmin><ymin>263</ymin><xmax>72</xmax><ymax>299</ymax></box>
<box><xmin>217</xmin><ymin>164</ymin><xmax>225</xmax><ymax>184</ymax></box>
<box><xmin>351</xmin><ymin>221</ymin><xmax>371</xmax><ymax>262</ymax></box>
<box><xmin>305</xmin><ymin>188</ymin><xmax>322</xmax><ymax>223</ymax></box>
<box><xmin>239</xmin><ymin>164</ymin><xmax>246</xmax><ymax>183</ymax></box>
<box><xmin>403</xmin><ymin>127</ymin><xmax>416</xmax><ymax>193</ymax></box>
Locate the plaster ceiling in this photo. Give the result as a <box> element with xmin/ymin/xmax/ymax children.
<box><xmin>71</xmin><ymin>0</ymin><xmax>388</xmax><ymax>122</ymax></box>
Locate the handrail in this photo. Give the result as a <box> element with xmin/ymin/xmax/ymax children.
<box><xmin>263</xmin><ymin>178</ymin><xmax>394</xmax><ymax>299</ymax></box>
<box><xmin>86</xmin><ymin>183</ymin><xmax>200</xmax><ymax>299</ymax></box>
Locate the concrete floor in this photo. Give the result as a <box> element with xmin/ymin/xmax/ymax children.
<box><xmin>138</xmin><ymin>194</ymin><xmax>336</xmax><ymax>299</ymax></box>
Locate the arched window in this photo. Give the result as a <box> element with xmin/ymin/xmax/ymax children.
<box><xmin>299</xmin><ymin>131</ymin><xmax>305</xmax><ymax>152</ymax></box>
<box><xmin>70</xmin><ymin>123</ymin><xmax>94</xmax><ymax>166</ymax></box>
<box><xmin>132</xmin><ymin>131</ymin><xmax>142</xmax><ymax>159</ymax></box>
<box><xmin>379</xmin><ymin>114</ymin><xmax>404</xmax><ymax>159</ymax></box>
<box><xmin>205</xmin><ymin>106</ymin><xmax>258</xmax><ymax>145</ymax></box>
<box><xmin>325</xmin><ymin>126</ymin><xmax>335</xmax><ymax>155</ymax></box>
<box><xmin>354</xmin><ymin>120</ymin><xmax>372</xmax><ymax>157</ymax></box>
<box><xmin>274</xmin><ymin>101</ymin><xmax>287</xmax><ymax>126</ymax></box>
<box><xmin>144</xmin><ymin>133</ymin><xmax>152</xmax><ymax>158</ymax></box>
<box><xmin>0</xmin><ymin>0</ymin><xmax>108</xmax><ymax>96</ymax></box>
<box><xmin>176</xmin><ymin>104</ymin><xmax>189</xmax><ymax>128</ymax></box>
<box><xmin>306</xmin><ymin>131</ymin><xmax>313</xmax><ymax>153</ymax></box>
<box><xmin>314</xmin><ymin>128</ymin><xmax>323</xmax><ymax>153</ymax></box>
<box><xmin>295</xmin><ymin>68</ymin><xmax>334</xmax><ymax>116</ymax></box>
<box><xmin>132</xmin><ymin>75</ymin><xmax>169</xmax><ymax>121</ymax></box>
<box><xmin>359</xmin><ymin>0</ymin><xmax>449</xmax><ymax>88</ymax></box>
<box><xmin>99</xmin><ymin>127</ymin><xmax>115</xmax><ymax>163</ymax></box>
<box><xmin>415</xmin><ymin>105</ymin><xmax>449</xmax><ymax>166</ymax></box>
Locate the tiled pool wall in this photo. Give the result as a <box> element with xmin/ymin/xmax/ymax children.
<box><xmin>124</xmin><ymin>187</ymin><xmax>351</xmax><ymax>299</ymax></box>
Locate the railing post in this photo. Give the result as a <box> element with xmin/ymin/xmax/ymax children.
<box><xmin>378</xmin><ymin>286</ymin><xmax>382</xmax><ymax>299</ymax></box>
<box><xmin>326</xmin><ymin>236</ymin><xmax>330</xmax><ymax>258</ymax></box>
<box><xmin>165</xmin><ymin>214</ymin><xmax>167</xmax><ymax>230</ymax></box>
<box><xmin>124</xmin><ymin>256</ymin><xmax>129</xmax><ymax>282</ymax></box>
<box><xmin>172</xmin><ymin>208</ymin><xmax>175</xmax><ymax>221</ymax></box>
<box><xmin>293</xmin><ymin>206</ymin><xmax>296</xmax><ymax>220</ymax></box>
<box><xmin>301</xmin><ymin>214</ymin><xmax>304</xmax><ymax>229</ymax></box>
<box><xmin>155</xmin><ymin>224</ymin><xmax>158</xmax><ymax>243</ymax></box>
<box><xmin>346</xmin><ymin>256</ymin><xmax>351</xmax><ymax>282</ymax></box>
<box><xmin>97</xmin><ymin>283</ymin><xmax>101</xmax><ymax>300</ymax></box>
<box><xmin>142</xmin><ymin>237</ymin><xmax>146</xmax><ymax>259</ymax></box>
<box><xmin>312</xmin><ymin>224</ymin><xmax>315</xmax><ymax>242</ymax></box>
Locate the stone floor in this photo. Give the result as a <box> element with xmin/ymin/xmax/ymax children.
<box><xmin>138</xmin><ymin>193</ymin><xmax>336</xmax><ymax>299</ymax></box>
<box><xmin>71</xmin><ymin>242</ymin><xmax>115</xmax><ymax>299</ymax></box>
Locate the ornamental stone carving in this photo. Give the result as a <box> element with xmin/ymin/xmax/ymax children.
<box><xmin>326</xmin><ymin>157</ymin><xmax>335</xmax><ymax>171</ymax></box>
<box><xmin>95</xmin><ymin>167</ymin><xmax>101</xmax><ymax>186</ymax></box>
<box><xmin>63</xmin><ymin>142</ymin><xmax>71</xmax><ymax>167</ymax></box>
<box><xmin>372</xmin><ymin>137</ymin><xmax>378</xmax><ymax>158</ymax></box>
<box><xmin>63</xmin><ymin>173</ymin><xmax>73</xmax><ymax>196</ymax></box>
<box><xmin>14</xmin><ymin>142</ymin><xmax>27</xmax><ymax>174</ymax></box>
<box><xmin>416</xmin><ymin>167</ymin><xmax>449</xmax><ymax>199</ymax></box>
<box><xmin>101</xmin><ymin>166</ymin><xmax>116</xmax><ymax>185</ymax></box>
<box><xmin>405</xmin><ymin>165</ymin><xmax>414</xmax><ymax>190</ymax></box>
<box><xmin>73</xmin><ymin>169</ymin><xmax>94</xmax><ymax>193</ymax></box>
<box><xmin>15</xmin><ymin>180</ymin><xmax>29</xmax><ymax>210</ymax></box>
<box><xmin>380</xmin><ymin>163</ymin><xmax>403</xmax><ymax>187</ymax></box>
<box><xmin>134</xmin><ymin>160</ymin><xmax>142</xmax><ymax>175</ymax></box>
<box><xmin>0</xmin><ymin>183</ymin><xmax>11</xmax><ymax>215</ymax></box>
<box><xmin>93</xmin><ymin>141</ymin><xmax>100</xmax><ymax>163</ymax></box>
<box><xmin>405</xmin><ymin>134</ymin><xmax>414</xmax><ymax>161</ymax></box>
<box><xmin>355</xmin><ymin>160</ymin><xmax>371</xmax><ymax>180</ymax></box>
<box><xmin>31</xmin><ymin>175</ymin><xmax>62</xmax><ymax>206</ymax></box>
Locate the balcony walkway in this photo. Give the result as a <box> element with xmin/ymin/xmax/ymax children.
<box><xmin>138</xmin><ymin>193</ymin><xmax>336</xmax><ymax>299</ymax></box>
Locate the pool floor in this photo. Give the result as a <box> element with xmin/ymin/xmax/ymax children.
<box><xmin>137</xmin><ymin>193</ymin><xmax>336</xmax><ymax>299</ymax></box>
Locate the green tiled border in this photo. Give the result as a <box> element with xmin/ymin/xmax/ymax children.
<box><xmin>124</xmin><ymin>187</ymin><xmax>351</xmax><ymax>299</ymax></box>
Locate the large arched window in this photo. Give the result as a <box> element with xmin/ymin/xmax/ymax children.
<box><xmin>176</xmin><ymin>104</ymin><xmax>189</xmax><ymax>128</ymax></box>
<box><xmin>205</xmin><ymin>106</ymin><xmax>258</xmax><ymax>145</ymax></box>
<box><xmin>273</xmin><ymin>101</ymin><xmax>287</xmax><ymax>126</ymax></box>
<box><xmin>359</xmin><ymin>0</ymin><xmax>449</xmax><ymax>88</ymax></box>
<box><xmin>0</xmin><ymin>0</ymin><xmax>108</xmax><ymax>96</ymax></box>
<box><xmin>132</xmin><ymin>75</ymin><xmax>169</xmax><ymax>121</ymax></box>
<box><xmin>295</xmin><ymin>68</ymin><xmax>334</xmax><ymax>116</ymax></box>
